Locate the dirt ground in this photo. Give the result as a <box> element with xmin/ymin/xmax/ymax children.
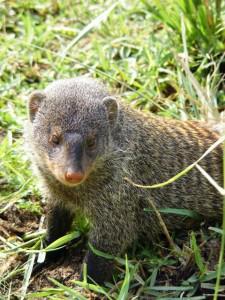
<box><xmin>0</xmin><ymin>204</ymin><xmax>88</xmax><ymax>298</ymax></box>
<box><xmin>0</xmin><ymin>203</ymin><xmax>223</xmax><ymax>299</ymax></box>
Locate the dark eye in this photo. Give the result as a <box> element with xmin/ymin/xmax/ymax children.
<box><xmin>86</xmin><ymin>136</ymin><xmax>97</xmax><ymax>150</ymax></box>
<box><xmin>50</xmin><ymin>134</ymin><xmax>60</xmax><ymax>146</ymax></box>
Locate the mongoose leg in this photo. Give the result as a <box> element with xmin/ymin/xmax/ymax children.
<box><xmin>32</xmin><ymin>205</ymin><xmax>73</xmax><ymax>276</ymax></box>
<box><xmin>32</xmin><ymin>204</ymin><xmax>75</xmax><ymax>275</ymax></box>
<box><xmin>46</xmin><ymin>204</ymin><xmax>74</xmax><ymax>245</ymax></box>
<box><xmin>81</xmin><ymin>207</ymin><xmax>137</xmax><ymax>284</ymax></box>
<box><xmin>82</xmin><ymin>250</ymin><xmax>114</xmax><ymax>284</ymax></box>
<box><xmin>44</xmin><ymin>204</ymin><xmax>75</xmax><ymax>262</ymax></box>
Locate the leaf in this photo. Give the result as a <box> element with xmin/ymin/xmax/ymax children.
<box><xmin>191</xmin><ymin>232</ymin><xmax>206</xmax><ymax>276</ymax></box>
<box><xmin>60</xmin><ymin>2</ymin><xmax>119</xmax><ymax>59</ymax></box>
<box><xmin>209</xmin><ymin>227</ymin><xmax>224</xmax><ymax>235</ymax></box>
<box><xmin>117</xmin><ymin>255</ymin><xmax>130</xmax><ymax>300</ymax></box>
<box><xmin>48</xmin><ymin>277</ymin><xmax>88</xmax><ymax>300</ymax></box>
<box><xmin>125</xmin><ymin>134</ymin><xmax>225</xmax><ymax>191</ymax></box>
<box><xmin>144</xmin><ymin>207</ymin><xmax>201</xmax><ymax>220</ymax></box>
<box><xmin>44</xmin><ymin>231</ymin><xmax>80</xmax><ymax>250</ymax></box>
<box><xmin>88</xmin><ymin>242</ymin><xmax>115</xmax><ymax>260</ymax></box>
<box><xmin>145</xmin><ymin>285</ymin><xmax>193</xmax><ymax>291</ymax></box>
<box><xmin>71</xmin><ymin>280</ymin><xmax>112</xmax><ymax>300</ymax></box>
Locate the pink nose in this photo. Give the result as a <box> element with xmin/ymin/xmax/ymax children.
<box><xmin>65</xmin><ymin>171</ymin><xmax>84</xmax><ymax>183</ymax></box>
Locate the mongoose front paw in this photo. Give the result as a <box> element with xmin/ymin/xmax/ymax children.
<box><xmin>80</xmin><ymin>250</ymin><xmax>114</xmax><ymax>285</ymax></box>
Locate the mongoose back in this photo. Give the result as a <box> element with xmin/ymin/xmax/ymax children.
<box><xmin>26</xmin><ymin>77</ymin><xmax>223</xmax><ymax>284</ymax></box>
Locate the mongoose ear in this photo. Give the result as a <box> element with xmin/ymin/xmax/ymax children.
<box><xmin>28</xmin><ymin>91</ymin><xmax>45</xmax><ymax>122</ymax></box>
<box><xmin>103</xmin><ymin>96</ymin><xmax>118</xmax><ymax>126</ymax></box>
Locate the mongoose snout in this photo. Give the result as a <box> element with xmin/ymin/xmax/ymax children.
<box><xmin>47</xmin><ymin>131</ymin><xmax>97</xmax><ymax>186</ymax></box>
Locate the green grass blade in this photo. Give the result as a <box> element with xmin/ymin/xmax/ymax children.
<box><xmin>60</xmin><ymin>2</ymin><xmax>119</xmax><ymax>59</ymax></box>
<box><xmin>71</xmin><ymin>280</ymin><xmax>112</xmax><ymax>300</ymax></box>
<box><xmin>88</xmin><ymin>242</ymin><xmax>114</xmax><ymax>260</ymax></box>
<box><xmin>145</xmin><ymin>207</ymin><xmax>201</xmax><ymax>220</ymax></box>
<box><xmin>209</xmin><ymin>227</ymin><xmax>224</xmax><ymax>235</ymax></box>
<box><xmin>117</xmin><ymin>255</ymin><xmax>130</xmax><ymax>300</ymax></box>
<box><xmin>44</xmin><ymin>231</ymin><xmax>80</xmax><ymax>250</ymax></box>
<box><xmin>48</xmin><ymin>277</ymin><xmax>88</xmax><ymax>300</ymax></box>
<box><xmin>191</xmin><ymin>232</ymin><xmax>206</xmax><ymax>276</ymax></box>
<box><xmin>125</xmin><ymin>135</ymin><xmax>225</xmax><ymax>189</ymax></box>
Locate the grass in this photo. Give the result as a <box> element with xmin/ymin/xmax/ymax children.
<box><xmin>0</xmin><ymin>0</ymin><xmax>225</xmax><ymax>299</ymax></box>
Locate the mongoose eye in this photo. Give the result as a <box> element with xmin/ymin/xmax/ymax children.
<box><xmin>50</xmin><ymin>134</ymin><xmax>60</xmax><ymax>146</ymax></box>
<box><xmin>86</xmin><ymin>136</ymin><xmax>97</xmax><ymax>150</ymax></box>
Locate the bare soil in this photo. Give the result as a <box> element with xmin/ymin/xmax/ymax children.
<box><xmin>0</xmin><ymin>204</ymin><xmax>88</xmax><ymax>298</ymax></box>
<box><xmin>0</xmin><ymin>202</ymin><xmax>223</xmax><ymax>299</ymax></box>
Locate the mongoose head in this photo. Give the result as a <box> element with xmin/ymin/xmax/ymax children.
<box><xmin>27</xmin><ymin>77</ymin><xmax>119</xmax><ymax>186</ymax></box>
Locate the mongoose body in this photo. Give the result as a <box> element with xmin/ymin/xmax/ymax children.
<box><xmin>26</xmin><ymin>77</ymin><xmax>223</xmax><ymax>284</ymax></box>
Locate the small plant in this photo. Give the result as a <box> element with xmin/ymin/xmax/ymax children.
<box><xmin>142</xmin><ymin>0</ymin><xmax>225</xmax><ymax>56</ymax></box>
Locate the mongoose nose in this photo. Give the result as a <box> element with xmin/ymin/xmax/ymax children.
<box><xmin>65</xmin><ymin>171</ymin><xmax>84</xmax><ymax>183</ymax></box>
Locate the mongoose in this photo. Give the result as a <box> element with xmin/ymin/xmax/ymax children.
<box><xmin>26</xmin><ymin>77</ymin><xmax>223</xmax><ymax>284</ymax></box>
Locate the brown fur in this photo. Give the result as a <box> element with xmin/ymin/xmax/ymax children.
<box><xmin>26</xmin><ymin>77</ymin><xmax>223</xmax><ymax>284</ymax></box>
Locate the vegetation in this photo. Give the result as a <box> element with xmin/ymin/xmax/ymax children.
<box><xmin>0</xmin><ymin>0</ymin><xmax>224</xmax><ymax>299</ymax></box>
